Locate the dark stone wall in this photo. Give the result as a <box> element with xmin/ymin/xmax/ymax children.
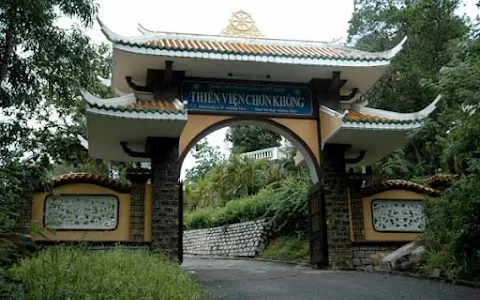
<box><xmin>149</xmin><ymin>138</ymin><xmax>181</xmax><ymax>261</ymax></box>
<box><xmin>15</xmin><ymin>195</ymin><xmax>32</xmax><ymax>234</ymax></box>
<box><xmin>352</xmin><ymin>243</ymin><xmax>403</xmax><ymax>267</ymax></box>
<box><xmin>126</xmin><ymin>173</ymin><xmax>150</xmax><ymax>242</ymax></box>
<box><xmin>322</xmin><ymin>144</ymin><xmax>351</xmax><ymax>268</ymax></box>
<box><xmin>349</xmin><ymin>178</ymin><xmax>366</xmax><ymax>242</ymax></box>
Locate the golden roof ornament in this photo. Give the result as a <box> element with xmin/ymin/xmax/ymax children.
<box><xmin>220</xmin><ymin>10</ymin><xmax>263</xmax><ymax>38</ymax></box>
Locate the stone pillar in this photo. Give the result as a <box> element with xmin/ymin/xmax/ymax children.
<box><xmin>126</xmin><ymin>170</ymin><xmax>150</xmax><ymax>242</ymax></box>
<box><xmin>322</xmin><ymin>144</ymin><xmax>351</xmax><ymax>268</ymax></box>
<box><xmin>148</xmin><ymin>137</ymin><xmax>181</xmax><ymax>261</ymax></box>
<box><xmin>15</xmin><ymin>195</ymin><xmax>33</xmax><ymax>234</ymax></box>
<box><xmin>348</xmin><ymin>176</ymin><xmax>365</xmax><ymax>242</ymax></box>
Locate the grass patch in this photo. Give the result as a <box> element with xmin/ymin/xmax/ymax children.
<box><xmin>7</xmin><ymin>246</ymin><xmax>205</xmax><ymax>300</ymax></box>
<box><xmin>260</xmin><ymin>234</ymin><xmax>310</xmax><ymax>262</ymax></box>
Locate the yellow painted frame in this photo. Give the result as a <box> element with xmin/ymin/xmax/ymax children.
<box><xmin>362</xmin><ymin>190</ymin><xmax>425</xmax><ymax>242</ymax></box>
<box><xmin>144</xmin><ymin>182</ymin><xmax>152</xmax><ymax>242</ymax></box>
<box><xmin>31</xmin><ymin>183</ymin><xmax>131</xmax><ymax>241</ymax></box>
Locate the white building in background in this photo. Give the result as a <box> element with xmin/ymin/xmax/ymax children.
<box><xmin>239</xmin><ymin>138</ymin><xmax>295</xmax><ymax>162</ymax></box>
<box><xmin>240</xmin><ymin>146</ymin><xmax>289</xmax><ymax>161</ymax></box>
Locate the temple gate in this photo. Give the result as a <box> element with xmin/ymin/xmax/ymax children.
<box><xmin>78</xmin><ymin>11</ymin><xmax>440</xmax><ymax>267</ymax></box>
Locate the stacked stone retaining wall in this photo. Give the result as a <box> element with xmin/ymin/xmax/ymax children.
<box><xmin>183</xmin><ymin>219</ymin><xmax>269</xmax><ymax>257</ymax></box>
<box><xmin>352</xmin><ymin>244</ymin><xmax>403</xmax><ymax>267</ymax></box>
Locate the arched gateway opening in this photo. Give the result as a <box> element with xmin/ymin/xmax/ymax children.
<box><xmin>81</xmin><ymin>12</ymin><xmax>439</xmax><ymax>268</ymax></box>
<box><xmin>179</xmin><ymin>116</ymin><xmax>320</xmax><ymax>184</ymax></box>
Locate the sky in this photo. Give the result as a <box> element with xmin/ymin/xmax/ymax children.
<box><xmin>74</xmin><ymin>0</ymin><xmax>478</xmax><ymax>177</ymax></box>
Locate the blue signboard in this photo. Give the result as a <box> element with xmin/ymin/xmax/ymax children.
<box><xmin>182</xmin><ymin>81</ymin><xmax>313</xmax><ymax>116</ymax></box>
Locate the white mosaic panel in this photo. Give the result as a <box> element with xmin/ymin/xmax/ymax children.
<box><xmin>45</xmin><ymin>195</ymin><xmax>118</xmax><ymax>230</ymax></box>
<box><xmin>372</xmin><ymin>200</ymin><xmax>425</xmax><ymax>232</ymax></box>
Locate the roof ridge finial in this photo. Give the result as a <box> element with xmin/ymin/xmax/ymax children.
<box><xmin>220</xmin><ymin>10</ymin><xmax>263</xmax><ymax>38</ymax></box>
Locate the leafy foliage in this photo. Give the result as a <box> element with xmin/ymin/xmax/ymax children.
<box><xmin>0</xmin><ymin>1</ymin><xmax>119</xmax><ymax>285</ymax></box>
<box><xmin>184</xmin><ymin>154</ymin><xmax>283</xmax><ymax>209</ymax></box>
<box><xmin>7</xmin><ymin>246</ymin><xmax>205</xmax><ymax>300</ymax></box>
<box><xmin>225</xmin><ymin>125</ymin><xmax>282</xmax><ymax>153</ymax></box>
<box><xmin>348</xmin><ymin>0</ymin><xmax>467</xmax><ymax>112</ymax></box>
<box><xmin>185</xmin><ymin>175</ymin><xmax>311</xmax><ymax>232</ymax></box>
<box><xmin>422</xmin><ymin>25</ymin><xmax>480</xmax><ymax>278</ymax></box>
<box><xmin>261</xmin><ymin>233</ymin><xmax>310</xmax><ymax>262</ymax></box>
<box><xmin>423</xmin><ymin>175</ymin><xmax>480</xmax><ymax>277</ymax></box>
<box><xmin>185</xmin><ymin>139</ymin><xmax>225</xmax><ymax>184</ymax></box>
<box><xmin>348</xmin><ymin>0</ymin><xmax>470</xmax><ymax>178</ymax></box>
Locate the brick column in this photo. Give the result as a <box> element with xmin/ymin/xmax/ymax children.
<box><xmin>15</xmin><ymin>195</ymin><xmax>33</xmax><ymax>234</ymax></box>
<box><xmin>126</xmin><ymin>170</ymin><xmax>150</xmax><ymax>242</ymax></box>
<box><xmin>322</xmin><ymin>144</ymin><xmax>351</xmax><ymax>268</ymax></box>
<box><xmin>149</xmin><ymin>138</ymin><xmax>181</xmax><ymax>261</ymax></box>
<box><xmin>348</xmin><ymin>176</ymin><xmax>365</xmax><ymax>242</ymax></box>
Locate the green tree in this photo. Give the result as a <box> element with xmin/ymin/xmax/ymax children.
<box><xmin>0</xmin><ymin>0</ymin><xmax>100</xmax><ymax>236</ymax></box>
<box><xmin>422</xmin><ymin>20</ymin><xmax>479</xmax><ymax>279</ymax></box>
<box><xmin>225</xmin><ymin>125</ymin><xmax>282</xmax><ymax>153</ymax></box>
<box><xmin>348</xmin><ymin>0</ymin><xmax>469</xmax><ymax>178</ymax></box>
<box><xmin>348</xmin><ymin>0</ymin><xmax>467</xmax><ymax>112</ymax></box>
<box><xmin>185</xmin><ymin>140</ymin><xmax>225</xmax><ymax>183</ymax></box>
<box><xmin>184</xmin><ymin>154</ymin><xmax>283</xmax><ymax>210</ymax></box>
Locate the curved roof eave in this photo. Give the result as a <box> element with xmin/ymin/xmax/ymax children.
<box><xmin>80</xmin><ymin>89</ymin><xmax>136</xmax><ymax>107</ymax></box>
<box><xmin>86</xmin><ymin>107</ymin><xmax>188</xmax><ymax>121</ymax></box>
<box><xmin>354</xmin><ymin>95</ymin><xmax>442</xmax><ymax>121</ymax></box>
<box><xmin>98</xmin><ymin>17</ymin><xmax>407</xmax><ymax>67</ymax></box>
<box><xmin>113</xmin><ymin>44</ymin><xmax>393</xmax><ymax>68</ymax></box>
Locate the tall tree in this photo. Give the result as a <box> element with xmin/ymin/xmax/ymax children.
<box><xmin>185</xmin><ymin>140</ymin><xmax>225</xmax><ymax>183</ymax></box>
<box><xmin>348</xmin><ymin>0</ymin><xmax>469</xmax><ymax>178</ymax></box>
<box><xmin>348</xmin><ymin>0</ymin><xmax>468</xmax><ymax>112</ymax></box>
<box><xmin>0</xmin><ymin>0</ymin><xmax>100</xmax><ymax>233</ymax></box>
<box><xmin>225</xmin><ymin>125</ymin><xmax>282</xmax><ymax>153</ymax></box>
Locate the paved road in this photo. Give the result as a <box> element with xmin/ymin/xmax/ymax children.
<box><xmin>182</xmin><ymin>258</ymin><xmax>480</xmax><ymax>300</ymax></box>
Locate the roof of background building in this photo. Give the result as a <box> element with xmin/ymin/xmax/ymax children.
<box><xmin>362</xmin><ymin>179</ymin><xmax>441</xmax><ymax>197</ymax></box>
<box><xmin>51</xmin><ymin>173</ymin><xmax>132</xmax><ymax>193</ymax></box>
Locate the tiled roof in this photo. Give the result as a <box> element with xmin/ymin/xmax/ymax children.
<box><xmin>362</xmin><ymin>180</ymin><xmax>441</xmax><ymax>197</ymax></box>
<box><xmin>344</xmin><ymin>111</ymin><xmax>389</xmax><ymax>122</ymax></box>
<box><xmin>89</xmin><ymin>99</ymin><xmax>185</xmax><ymax>115</ymax></box>
<box><xmin>344</xmin><ymin>111</ymin><xmax>419</xmax><ymax>124</ymax></box>
<box><xmin>426</xmin><ymin>174</ymin><xmax>460</xmax><ymax>187</ymax></box>
<box><xmin>51</xmin><ymin>173</ymin><xmax>132</xmax><ymax>193</ymax></box>
<box><xmin>143</xmin><ymin>38</ymin><xmax>377</xmax><ymax>61</ymax></box>
<box><xmin>99</xmin><ymin>19</ymin><xmax>407</xmax><ymax>66</ymax></box>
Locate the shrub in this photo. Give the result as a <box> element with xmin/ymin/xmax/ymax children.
<box><xmin>184</xmin><ymin>176</ymin><xmax>310</xmax><ymax>231</ymax></box>
<box><xmin>423</xmin><ymin>174</ymin><xmax>480</xmax><ymax>278</ymax></box>
<box><xmin>260</xmin><ymin>233</ymin><xmax>310</xmax><ymax>261</ymax></box>
<box><xmin>8</xmin><ymin>246</ymin><xmax>205</xmax><ymax>300</ymax></box>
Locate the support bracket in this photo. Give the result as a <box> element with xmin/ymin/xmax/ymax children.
<box><xmin>120</xmin><ymin>141</ymin><xmax>151</xmax><ymax>158</ymax></box>
<box><xmin>345</xmin><ymin>150</ymin><xmax>367</xmax><ymax>164</ymax></box>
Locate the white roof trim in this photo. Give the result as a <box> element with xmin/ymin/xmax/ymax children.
<box><xmin>81</xmin><ymin>90</ymin><xmax>136</xmax><ymax>107</ymax></box>
<box><xmin>98</xmin><ymin>18</ymin><xmax>405</xmax><ymax>62</ymax></box>
<box><xmin>114</xmin><ymin>88</ymin><xmax>128</xmax><ymax>96</ymax></box>
<box><xmin>354</xmin><ymin>95</ymin><xmax>441</xmax><ymax>120</ymax></box>
<box><xmin>138</xmin><ymin>23</ymin><xmax>154</xmax><ymax>35</ymax></box>
<box><xmin>319</xmin><ymin>105</ymin><xmax>346</xmax><ymax>118</ymax></box>
<box><xmin>86</xmin><ymin>107</ymin><xmax>188</xmax><ymax>121</ymax></box>
<box><xmin>77</xmin><ymin>135</ymin><xmax>89</xmax><ymax>149</ymax></box>
<box><xmin>114</xmin><ymin>44</ymin><xmax>391</xmax><ymax>68</ymax></box>
<box><xmin>323</xmin><ymin>120</ymin><xmax>423</xmax><ymax>146</ymax></box>
<box><xmin>173</xmin><ymin>99</ymin><xmax>184</xmax><ymax>110</ymax></box>
<box><xmin>97</xmin><ymin>76</ymin><xmax>112</xmax><ymax>87</ymax></box>
<box><xmin>342</xmin><ymin>121</ymin><xmax>423</xmax><ymax>130</ymax></box>
<box><xmin>381</xmin><ymin>36</ymin><xmax>408</xmax><ymax>58</ymax></box>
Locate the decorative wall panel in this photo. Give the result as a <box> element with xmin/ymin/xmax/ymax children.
<box><xmin>45</xmin><ymin>195</ymin><xmax>118</xmax><ymax>230</ymax></box>
<box><xmin>372</xmin><ymin>200</ymin><xmax>425</xmax><ymax>232</ymax></box>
